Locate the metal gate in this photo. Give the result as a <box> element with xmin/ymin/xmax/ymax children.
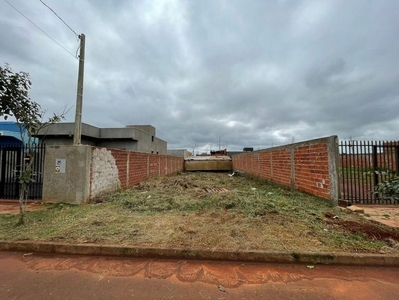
<box><xmin>0</xmin><ymin>144</ymin><xmax>45</xmax><ymax>200</ymax></box>
<box><xmin>340</xmin><ymin>140</ymin><xmax>399</xmax><ymax>204</ymax></box>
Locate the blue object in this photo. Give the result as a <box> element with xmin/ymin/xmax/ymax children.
<box><xmin>0</xmin><ymin>121</ymin><xmax>37</xmax><ymax>146</ymax></box>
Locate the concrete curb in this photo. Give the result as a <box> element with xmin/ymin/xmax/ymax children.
<box><xmin>1</xmin><ymin>241</ymin><xmax>399</xmax><ymax>267</ymax></box>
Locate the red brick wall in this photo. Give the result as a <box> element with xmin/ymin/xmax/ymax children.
<box><xmin>272</xmin><ymin>149</ymin><xmax>291</xmax><ymax>186</ymax></box>
<box><xmin>128</xmin><ymin>152</ymin><xmax>149</xmax><ymax>187</ymax></box>
<box><xmin>108</xmin><ymin>149</ymin><xmax>184</xmax><ymax>189</ymax></box>
<box><xmin>232</xmin><ymin>136</ymin><xmax>339</xmax><ymax>202</ymax></box>
<box><xmin>259</xmin><ymin>152</ymin><xmax>272</xmax><ymax>179</ymax></box>
<box><xmin>294</xmin><ymin>144</ymin><xmax>330</xmax><ymax>199</ymax></box>
<box><xmin>108</xmin><ymin>149</ymin><xmax>129</xmax><ymax>188</ymax></box>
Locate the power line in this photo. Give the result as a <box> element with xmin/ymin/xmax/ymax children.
<box><xmin>4</xmin><ymin>0</ymin><xmax>77</xmax><ymax>59</ymax></box>
<box><xmin>39</xmin><ymin>0</ymin><xmax>79</xmax><ymax>38</ymax></box>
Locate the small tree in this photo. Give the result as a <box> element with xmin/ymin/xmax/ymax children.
<box><xmin>0</xmin><ymin>64</ymin><xmax>65</xmax><ymax>224</ymax></box>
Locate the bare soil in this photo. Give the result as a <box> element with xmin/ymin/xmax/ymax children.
<box><xmin>0</xmin><ymin>202</ymin><xmax>43</xmax><ymax>215</ymax></box>
<box><xmin>325</xmin><ymin>212</ymin><xmax>399</xmax><ymax>241</ymax></box>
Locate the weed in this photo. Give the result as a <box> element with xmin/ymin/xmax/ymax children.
<box><xmin>372</xmin><ymin>171</ymin><xmax>399</xmax><ymax>203</ymax></box>
<box><xmin>0</xmin><ymin>172</ymin><xmax>395</xmax><ymax>254</ymax></box>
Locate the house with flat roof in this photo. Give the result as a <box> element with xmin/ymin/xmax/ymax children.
<box><xmin>34</xmin><ymin>123</ymin><xmax>167</xmax><ymax>154</ymax></box>
<box><xmin>167</xmin><ymin>149</ymin><xmax>192</xmax><ymax>158</ymax></box>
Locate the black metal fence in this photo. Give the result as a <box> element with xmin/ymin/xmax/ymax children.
<box><xmin>0</xmin><ymin>144</ymin><xmax>45</xmax><ymax>200</ymax></box>
<box><xmin>340</xmin><ymin>140</ymin><xmax>399</xmax><ymax>204</ymax></box>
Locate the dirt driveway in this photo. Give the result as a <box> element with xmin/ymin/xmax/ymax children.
<box><xmin>0</xmin><ymin>201</ymin><xmax>44</xmax><ymax>214</ymax></box>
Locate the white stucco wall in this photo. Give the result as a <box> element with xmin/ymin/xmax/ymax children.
<box><xmin>91</xmin><ymin>147</ymin><xmax>120</xmax><ymax>199</ymax></box>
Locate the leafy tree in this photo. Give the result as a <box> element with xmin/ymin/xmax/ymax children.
<box><xmin>0</xmin><ymin>64</ymin><xmax>65</xmax><ymax>224</ymax></box>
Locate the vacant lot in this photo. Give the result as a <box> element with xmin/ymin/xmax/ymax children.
<box><xmin>1</xmin><ymin>172</ymin><xmax>399</xmax><ymax>254</ymax></box>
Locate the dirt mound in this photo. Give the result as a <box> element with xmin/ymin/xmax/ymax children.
<box><xmin>325</xmin><ymin>213</ymin><xmax>399</xmax><ymax>242</ymax></box>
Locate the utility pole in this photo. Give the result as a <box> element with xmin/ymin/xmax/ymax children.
<box><xmin>73</xmin><ymin>33</ymin><xmax>86</xmax><ymax>145</ymax></box>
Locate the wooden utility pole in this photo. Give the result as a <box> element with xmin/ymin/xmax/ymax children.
<box><xmin>73</xmin><ymin>33</ymin><xmax>85</xmax><ymax>145</ymax></box>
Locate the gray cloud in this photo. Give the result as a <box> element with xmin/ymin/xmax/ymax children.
<box><xmin>1</xmin><ymin>0</ymin><xmax>398</xmax><ymax>152</ymax></box>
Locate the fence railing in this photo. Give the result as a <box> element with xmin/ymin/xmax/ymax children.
<box><xmin>0</xmin><ymin>143</ymin><xmax>46</xmax><ymax>200</ymax></box>
<box><xmin>339</xmin><ymin>140</ymin><xmax>399</xmax><ymax>204</ymax></box>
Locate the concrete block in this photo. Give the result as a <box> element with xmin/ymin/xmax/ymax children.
<box><xmin>347</xmin><ymin>205</ymin><xmax>365</xmax><ymax>213</ymax></box>
<box><xmin>42</xmin><ymin>145</ymin><xmax>91</xmax><ymax>204</ymax></box>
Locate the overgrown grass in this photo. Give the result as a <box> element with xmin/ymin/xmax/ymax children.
<box><xmin>0</xmin><ymin>172</ymin><xmax>396</xmax><ymax>253</ymax></box>
<box><xmin>115</xmin><ymin>173</ymin><xmax>332</xmax><ymax>218</ymax></box>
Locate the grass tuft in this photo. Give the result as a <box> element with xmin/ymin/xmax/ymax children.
<box><xmin>0</xmin><ymin>172</ymin><xmax>397</xmax><ymax>253</ymax></box>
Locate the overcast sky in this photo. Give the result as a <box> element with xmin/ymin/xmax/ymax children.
<box><xmin>1</xmin><ymin>0</ymin><xmax>398</xmax><ymax>152</ymax></box>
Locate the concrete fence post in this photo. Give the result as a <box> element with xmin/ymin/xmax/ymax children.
<box><xmin>327</xmin><ymin>136</ymin><xmax>340</xmax><ymax>206</ymax></box>
<box><xmin>270</xmin><ymin>152</ymin><xmax>273</xmax><ymax>179</ymax></box>
<box><xmin>126</xmin><ymin>151</ymin><xmax>130</xmax><ymax>187</ymax></box>
<box><xmin>290</xmin><ymin>147</ymin><xmax>295</xmax><ymax>189</ymax></box>
<box><xmin>147</xmin><ymin>155</ymin><xmax>149</xmax><ymax>178</ymax></box>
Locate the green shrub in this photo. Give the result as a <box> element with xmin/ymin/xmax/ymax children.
<box><xmin>374</xmin><ymin>171</ymin><xmax>399</xmax><ymax>203</ymax></box>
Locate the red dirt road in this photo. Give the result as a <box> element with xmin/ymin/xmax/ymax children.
<box><xmin>0</xmin><ymin>252</ymin><xmax>399</xmax><ymax>299</ymax></box>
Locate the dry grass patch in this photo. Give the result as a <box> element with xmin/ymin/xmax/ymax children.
<box><xmin>0</xmin><ymin>172</ymin><xmax>398</xmax><ymax>254</ymax></box>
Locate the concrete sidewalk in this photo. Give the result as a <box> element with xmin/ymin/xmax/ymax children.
<box><xmin>359</xmin><ymin>205</ymin><xmax>399</xmax><ymax>228</ymax></box>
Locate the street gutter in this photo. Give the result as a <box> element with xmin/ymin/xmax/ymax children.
<box><xmin>1</xmin><ymin>241</ymin><xmax>399</xmax><ymax>267</ymax></box>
